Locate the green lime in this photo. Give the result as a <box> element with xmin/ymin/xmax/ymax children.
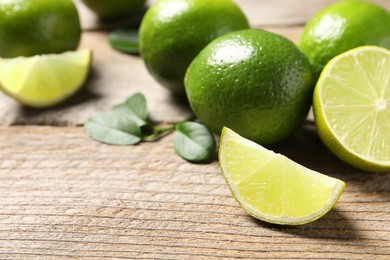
<box><xmin>219</xmin><ymin>127</ymin><xmax>345</xmax><ymax>225</ymax></box>
<box><xmin>0</xmin><ymin>0</ymin><xmax>81</xmax><ymax>58</ymax></box>
<box><xmin>139</xmin><ymin>0</ymin><xmax>249</xmax><ymax>95</ymax></box>
<box><xmin>313</xmin><ymin>46</ymin><xmax>390</xmax><ymax>172</ymax></box>
<box><xmin>0</xmin><ymin>49</ymin><xmax>92</xmax><ymax>108</ymax></box>
<box><xmin>299</xmin><ymin>0</ymin><xmax>390</xmax><ymax>77</ymax></box>
<box><xmin>185</xmin><ymin>29</ymin><xmax>314</xmax><ymax>145</ymax></box>
<box><xmin>80</xmin><ymin>0</ymin><xmax>145</xmax><ymax>19</ymax></box>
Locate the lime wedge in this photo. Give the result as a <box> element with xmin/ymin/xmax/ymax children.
<box><xmin>0</xmin><ymin>49</ymin><xmax>92</xmax><ymax>108</ymax></box>
<box><xmin>313</xmin><ymin>46</ymin><xmax>390</xmax><ymax>172</ymax></box>
<box><xmin>218</xmin><ymin>127</ymin><xmax>345</xmax><ymax>225</ymax></box>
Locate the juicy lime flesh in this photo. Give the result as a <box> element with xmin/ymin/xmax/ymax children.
<box><xmin>220</xmin><ymin>127</ymin><xmax>345</xmax><ymax>225</ymax></box>
<box><xmin>0</xmin><ymin>49</ymin><xmax>91</xmax><ymax>107</ymax></box>
<box><xmin>317</xmin><ymin>46</ymin><xmax>390</xmax><ymax>165</ymax></box>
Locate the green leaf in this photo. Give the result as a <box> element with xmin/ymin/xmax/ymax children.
<box><xmin>84</xmin><ymin>111</ymin><xmax>142</xmax><ymax>145</ymax></box>
<box><xmin>112</xmin><ymin>92</ymin><xmax>148</xmax><ymax>127</ymax></box>
<box><xmin>174</xmin><ymin>122</ymin><xmax>216</xmax><ymax>163</ymax></box>
<box><xmin>109</xmin><ymin>28</ymin><xmax>139</xmax><ymax>54</ymax></box>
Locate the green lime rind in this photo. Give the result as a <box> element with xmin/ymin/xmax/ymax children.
<box><xmin>185</xmin><ymin>29</ymin><xmax>314</xmax><ymax>145</ymax></box>
<box><xmin>81</xmin><ymin>0</ymin><xmax>145</xmax><ymax>19</ymax></box>
<box><xmin>139</xmin><ymin>0</ymin><xmax>250</xmax><ymax>95</ymax></box>
<box><xmin>0</xmin><ymin>0</ymin><xmax>81</xmax><ymax>58</ymax></box>
<box><xmin>299</xmin><ymin>0</ymin><xmax>390</xmax><ymax>77</ymax></box>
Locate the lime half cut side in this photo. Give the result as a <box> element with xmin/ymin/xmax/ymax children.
<box><xmin>313</xmin><ymin>46</ymin><xmax>390</xmax><ymax>172</ymax></box>
<box><xmin>219</xmin><ymin>127</ymin><xmax>345</xmax><ymax>225</ymax></box>
<box><xmin>0</xmin><ymin>49</ymin><xmax>92</xmax><ymax>108</ymax></box>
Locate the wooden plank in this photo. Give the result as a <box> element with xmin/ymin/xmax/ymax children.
<box><xmin>0</xmin><ymin>125</ymin><xmax>389</xmax><ymax>259</ymax></box>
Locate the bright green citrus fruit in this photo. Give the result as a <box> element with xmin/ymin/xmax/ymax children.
<box><xmin>185</xmin><ymin>29</ymin><xmax>314</xmax><ymax>145</ymax></box>
<box><xmin>299</xmin><ymin>0</ymin><xmax>390</xmax><ymax>77</ymax></box>
<box><xmin>0</xmin><ymin>49</ymin><xmax>92</xmax><ymax>108</ymax></box>
<box><xmin>219</xmin><ymin>127</ymin><xmax>345</xmax><ymax>225</ymax></box>
<box><xmin>313</xmin><ymin>46</ymin><xmax>390</xmax><ymax>172</ymax></box>
<box><xmin>0</xmin><ymin>0</ymin><xmax>81</xmax><ymax>58</ymax></box>
<box><xmin>80</xmin><ymin>0</ymin><xmax>145</xmax><ymax>19</ymax></box>
<box><xmin>139</xmin><ymin>0</ymin><xmax>249</xmax><ymax>95</ymax></box>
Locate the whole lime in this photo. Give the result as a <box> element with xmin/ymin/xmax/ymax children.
<box><xmin>139</xmin><ymin>0</ymin><xmax>249</xmax><ymax>95</ymax></box>
<box><xmin>80</xmin><ymin>0</ymin><xmax>145</xmax><ymax>19</ymax></box>
<box><xmin>299</xmin><ymin>0</ymin><xmax>390</xmax><ymax>77</ymax></box>
<box><xmin>185</xmin><ymin>29</ymin><xmax>314</xmax><ymax>145</ymax></box>
<box><xmin>0</xmin><ymin>0</ymin><xmax>81</xmax><ymax>58</ymax></box>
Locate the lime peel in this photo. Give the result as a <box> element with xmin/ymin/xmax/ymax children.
<box><xmin>299</xmin><ymin>0</ymin><xmax>390</xmax><ymax>77</ymax></box>
<box><xmin>219</xmin><ymin>127</ymin><xmax>345</xmax><ymax>225</ymax></box>
<box><xmin>0</xmin><ymin>0</ymin><xmax>81</xmax><ymax>58</ymax></box>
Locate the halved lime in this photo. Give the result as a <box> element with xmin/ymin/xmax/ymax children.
<box><xmin>219</xmin><ymin>127</ymin><xmax>345</xmax><ymax>225</ymax></box>
<box><xmin>313</xmin><ymin>46</ymin><xmax>390</xmax><ymax>172</ymax></box>
<box><xmin>0</xmin><ymin>49</ymin><xmax>92</xmax><ymax>108</ymax></box>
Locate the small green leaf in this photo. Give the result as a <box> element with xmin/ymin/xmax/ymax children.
<box><xmin>122</xmin><ymin>92</ymin><xmax>148</xmax><ymax>120</ymax></box>
<box><xmin>109</xmin><ymin>28</ymin><xmax>139</xmax><ymax>54</ymax></box>
<box><xmin>84</xmin><ymin>111</ymin><xmax>141</xmax><ymax>145</ymax></box>
<box><xmin>174</xmin><ymin>122</ymin><xmax>216</xmax><ymax>163</ymax></box>
<box><xmin>112</xmin><ymin>92</ymin><xmax>148</xmax><ymax>126</ymax></box>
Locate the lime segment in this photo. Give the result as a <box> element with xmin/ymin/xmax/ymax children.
<box><xmin>219</xmin><ymin>127</ymin><xmax>345</xmax><ymax>225</ymax></box>
<box><xmin>313</xmin><ymin>46</ymin><xmax>390</xmax><ymax>171</ymax></box>
<box><xmin>0</xmin><ymin>49</ymin><xmax>92</xmax><ymax>108</ymax></box>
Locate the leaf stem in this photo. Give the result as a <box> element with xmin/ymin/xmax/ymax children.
<box><xmin>142</xmin><ymin>125</ymin><xmax>175</xmax><ymax>142</ymax></box>
<box><xmin>142</xmin><ymin>113</ymin><xmax>197</xmax><ymax>142</ymax></box>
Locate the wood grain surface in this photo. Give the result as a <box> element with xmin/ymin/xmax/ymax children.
<box><xmin>1</xmin><ymin>125</ymin><xmax>389</xmax><ymax>259</ymax></box>
<box><xmin>1</xmin><ymin>0</ymin><xmax>390</xmax><ymax>259</ymax></box>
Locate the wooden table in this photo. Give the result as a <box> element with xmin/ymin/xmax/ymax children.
<box><xmin>1</xmin><ymin>0</ymin><xmax>389</xmax><ymax>259</ymax></box>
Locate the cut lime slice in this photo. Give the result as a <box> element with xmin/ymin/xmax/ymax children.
<box><xmin>219</xmin><ymin>127</ymin><xmax>345</xmax><ymax>225</ymax></box>
<box><xmin>313</xmin><ymin>46</ymin><xmax>390</xmax><ymax>172</ymax></box>
<box><xmin>0</xmin><ymin>49</ymin><xmax>92</xmax><ymax>108</ymax></box>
